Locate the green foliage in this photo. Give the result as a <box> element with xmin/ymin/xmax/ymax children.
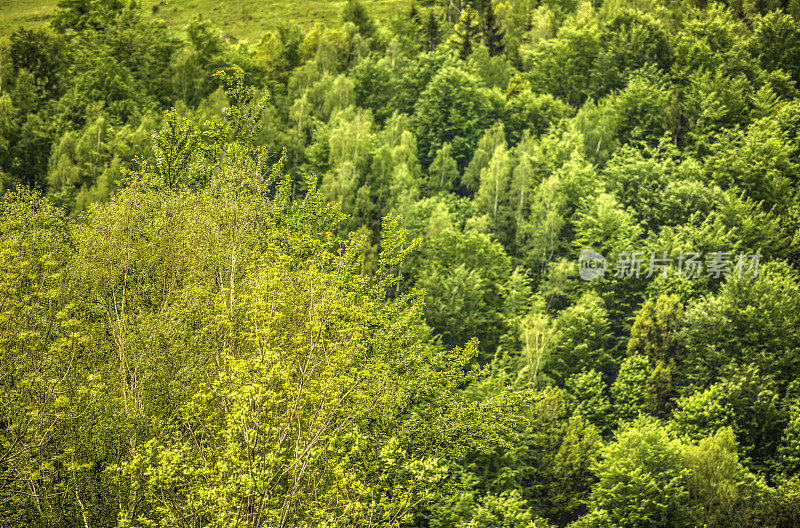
<box><xmin>152</xmin><ymin>108</ymin><xmax>200</xmax><ymax>188</ymax></box>
<box><xmin>680</xmin><ymin>261</ymin><xmax>800</xmax><ymax>390</ymax></box>
<box><xmin>751</xmin><ymin>10</ymin><xmax>800</xmax><ymax>84</ymax></box>
<box><xmin>611</xmin><ymin>355</ymin><xmax>651</xmax><ymax>422</ymax></box>
<box><xmin>3</xmin><ymin>0</ymin><xmax>800</xmax><ymax>524</ymax></box>
<box><xmin>476</xmin><ymin>143</ymin><xmax>515</xmax><ymax>243</ymax></box>
<box><xmin>672</xmin><ymin>365</ymin><xmax>787</xmax><ymax>472</ymax></box>
<box><xmin>682</xmin><ymin>428</ymin><xmax>771</xmax><ymax>528</ymax></box>
<box><xmin>567</xmin><ymin>370</ymin><xmax>613</xmax><ymax>435</ymax></box>
<box><xmin>526</xmin><ymin>11</ymin><xmax>600</xmax><ymax>106</ymax></box>
<box><xmin>473</xmin><ymin>387</ymin><xmax>605</xmax><ymax>525</ymax></box>
<box><xmin>0</xmin><ymin>188</ymin><xmax>86</xmax><ymax>525</ymax></box>
<box><xmin>342</xmin><ymin>0</ymin><xmax>376</xmax><ymax>38</ymax></box>
<box><xmin>449</xmin><ymin>5</ymin><xmax>484</xmax><ymax>59</ymax></box>
<box><xmin>672</xmin><ymin>383</ymin><xmax>737</xmax><ymax>442</ymax></box>
<box><xmin>426</xmin><ymin>481</ymin><xmax>540</xmax><ymax>528</ymax></box>
<box><xmin>504</xmin><ymin>88</ymin><xmax>571</xmax><ymax>145</ymax></box>
<box><xmin>9</xmin><ymin>27</ymin><xmax>65</xmax><ymax>98</ymax></box>
<box><xmin>591</xmin><ymin>417</ymin><xmax>692</xmax><ymax>528</ymax></box>
<box><xmin>704</xmin><ymin>114</ymin><xmax>799</xmax><ymax>214</ymax></box>
<box><xmin>482</xmin><ymin>0</ymin><xmax>504</xmax><ymax>57</ymax></box>
<box><xmin>627</xmin><ymin>294</ymin><xmax>684</xmax><ymax>362</ymax></box>
<box><xmin>415</xmin><ymin>223</ymin><xmax>511</xmax><ymax>354</ymax></box>
<box><xmin>572</xmin><ymin>192</ymin><xmax>643</xmax><ymax>258</ymax></box>
<box><xmin>463</xmin><ymin>122</ymin><xmax>506</xmax><ymax>193</ymax></box>
<box><xmin>414</xmin><ymin>65</ymin><xmax>499</xmax><ymax>170</ymax></box>
<box><xmin>590</xmin><ymin>10</ymin><xmax>671</xmax><ymax>97</ymax></box>
<box><xmin>426</xmin><ymin>142</ymin><xmax>461</xmax><ymax>194</ymax></box>
<box><xmin>778</xmin><ymin>407</ymin><xmax>800</xmax><ymax>475</ymax></box>
<box><xmin>0</xmin><ymin>73</ymin><xmax>528</xmax><ymax>527</ymax></box>
<box><xmin>549</xmin><ymin>291</ymin><xmax>614</xmax><ymax>383</ymax></box>
<box><xmin>51</xmin><ymin>0</ymin><xmax>129</xmax><ymax>32</ymax></box>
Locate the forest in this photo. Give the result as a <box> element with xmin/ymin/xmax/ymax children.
<box><xmin>1</xmin><ymin>0</ymin><xmax>800</xmax><ymax>526</ymax></box>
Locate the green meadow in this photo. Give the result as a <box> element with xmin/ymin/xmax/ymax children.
<box><xmin>0</xmin><ymin>0</ymin><xmax>404</xmax><ymax>40</ymax></box>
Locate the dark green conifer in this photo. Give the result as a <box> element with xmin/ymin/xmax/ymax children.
<box><xmin>482</xmin><ymin>0</ymin><xmax>504</xmax><ymax>56</ymax></box>
<box><xmin>450</xmin><ymin>5</ymin><xmax>483</xmax><ymax>59</ymax></box>
<box><xmin>424</xmin><ymin>10</ymin><xmax>441</xmax><ymax>51</ymax></box>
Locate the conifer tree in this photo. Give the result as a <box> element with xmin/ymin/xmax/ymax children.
<box><xmin>424</xmin><ymin>10</ymin><xmax>441</xmax><ymax>51</ymax></box>
<box><xmin>482</xmin><ymin>0</ymin><xmax>504</xmax><ymax>56</ymax></box>
<box><xmin>449</xmin><ymin>5</ymin><xmax>483</xmax><ymax>59</ymax></box>
<box><xmin>408</xmin><ymin>2</ymin><xmax>422</xmax><ymax>25</ymax></box>
<box><xmin>342</xmin><ymin>0</ymin><xmax>375</xmax><ymax>38</ymax></box>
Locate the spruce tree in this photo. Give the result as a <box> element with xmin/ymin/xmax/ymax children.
<box><xmin>342</xmin><ymin>0</ymin><xmax>375</xmax><ymax>38</ymax></box>
<box><xmin>424</xmin><ymin>10</ymin><xmax>441</xmax><ymax>51</ymax></box>
<box><xmin>449</xmin><ymin>5</ymin><xmax>483</xmax><ymax>59</ymax></box>
<box><xmin>408</xmin><ymin>2</ymin><xmax>422</xmax><ymax>25</ymax></box>
<box><xmin>482</xmin><ymin>0</ymin><xmax>504</xmax><ymax>56</ymax></box>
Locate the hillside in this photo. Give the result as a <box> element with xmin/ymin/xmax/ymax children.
<box><xmin>0</xmin><ymin>0</ymin><xmax>404</xmax><ymax>40</ymax></box>
<box><xmin>3</xmin><ymin>0</ymin><xmax>800</xmax><ymax>526</ymax></box>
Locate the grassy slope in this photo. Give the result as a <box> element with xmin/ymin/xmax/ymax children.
<box><xmin>0</xmin><ymin>0</ymin><xmax>55</xmax><ymax>37</ymax></box>
<box><xmin>0</xmin><ymin>0</ymin><xmax>405</xmax><ymax>41</ymax></box>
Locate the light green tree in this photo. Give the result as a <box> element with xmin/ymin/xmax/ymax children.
<box><xmin>591</xmin><ymin>417</ymin><xmax>691</xmax><ymax>528</ymax></box>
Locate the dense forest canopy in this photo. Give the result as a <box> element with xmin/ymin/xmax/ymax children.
<box><xmin>2</xmin><ymin>0</ymin><xmax>800</xmax><ymax>526</ymax></box>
